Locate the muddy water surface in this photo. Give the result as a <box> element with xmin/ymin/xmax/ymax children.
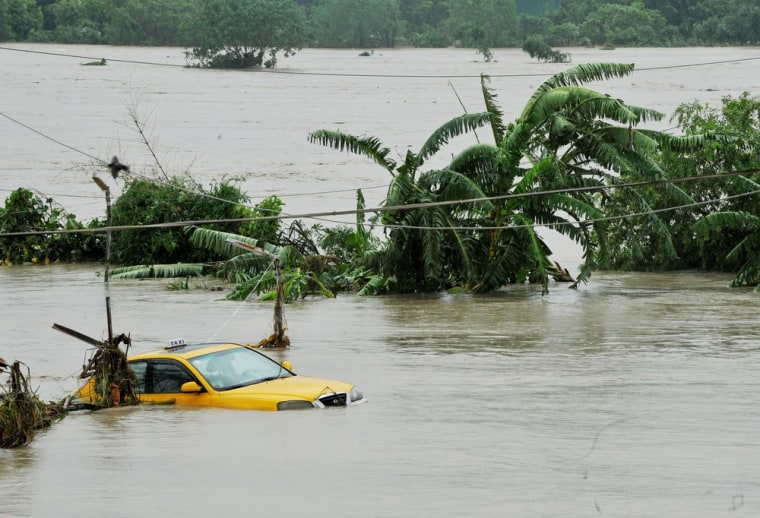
<box><xmin>2</xmin><ymin>46</ymin><xmax>760</xmax><ymax>517</ymax></box>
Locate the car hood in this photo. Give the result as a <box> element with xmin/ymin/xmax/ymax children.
<box><xmin>223</xmin><ymin>375</ymin><xmax>354</xmax><ymax>401</ymax></box>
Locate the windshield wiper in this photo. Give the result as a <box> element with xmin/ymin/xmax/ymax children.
<box><xmin>253</xmin><ymin>375</ymin><xmax>282</xmax><ymax>384</ymax></box>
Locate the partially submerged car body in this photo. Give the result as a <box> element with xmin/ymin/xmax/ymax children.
<box><xmin>73</xmin><ymin>342</ymin><xmax>365</xmax><ymax>411</ymax></box>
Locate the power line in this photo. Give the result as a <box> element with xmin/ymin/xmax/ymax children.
<box><xmin>1</xmin><ymin>44</ymin><xmax>759</xmax><ymax>78</ymax></box>
<box><xmin>0</xmin><ymin>111</ymin><xmax>103</xmax><ymax>164</ymax></box>
<box><xmin>3</xmin><ymin>47</ymin><xmax>759</xmax><ymax>237</ymax></box>
<box><xmin>0</xmin><ymin>108</ymin><xmax>389</xmax><ymax>208</ymax></box>
<box><xmin>0</xmin><ymin>45</ymin><xmax>186</xmax><ymax>68</ymax></box>
<box><xmin>381</xmin><ymin>189</ymin><xmax>760</xmax><ymax>231</ymax></box>
<box><xmin>3</xmin><ymin>48</ymin><xmax>758</xmax><ymax>212</ymax></box>
<box><xmin>1</xmin><ymin>169</ymin><xmax>757</xmax><ymax>238</ymax></box>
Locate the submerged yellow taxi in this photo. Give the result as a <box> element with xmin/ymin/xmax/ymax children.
<box><xmin>74</xmin><ymin>342</ymin><xmax>366</xmax><ymax>411</ymax></box>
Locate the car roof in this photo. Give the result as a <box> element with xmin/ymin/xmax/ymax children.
<box><xmin>129</xmin><ymin>342</ymin><xmax>255</xmax><ymax>361</ymax></box>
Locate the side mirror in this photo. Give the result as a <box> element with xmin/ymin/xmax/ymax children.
<box><xmin>281</xmin><ymin>360</ymin><xmax>293</xmax><ymax>372</ymax></box>
<box><xmin>180</xmin><ymin>381</ymin><xmax>202</xmax><ymax>393</ymax></box>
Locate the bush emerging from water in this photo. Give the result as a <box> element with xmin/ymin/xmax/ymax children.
<box><xmin>109</xmin><ymin>176</ymin><xmax>257</xmax><ymax>266</ymax></box>
<box><xmin>0</xmin><ymin>188</ymin><xmax>102</xmax><ymax>265</ymax></box>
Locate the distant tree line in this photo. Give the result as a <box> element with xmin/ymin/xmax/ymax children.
<box><xmin>2</xmin><ymin>0</ymin><xmax>760</xmax><ymax>51</ymax></box>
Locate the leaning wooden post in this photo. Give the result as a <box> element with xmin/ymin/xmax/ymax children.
<box><xmin>273</xmin><ymin>257</ymin><xmax>285</xmax><ymax>344</ymax></box>
<box><xmin>92</xmin><ymin>175</ymin><xmax>112</xmax><ymax>283</ymax></box>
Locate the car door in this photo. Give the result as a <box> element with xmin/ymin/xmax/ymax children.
<box><xmin>132</xmin><ymin>359</ymin><xmax>214</xmax><ymax>406</ymax></box>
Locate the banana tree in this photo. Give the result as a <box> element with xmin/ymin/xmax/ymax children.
<box><xmin>480</xmin><ymin>64</ymin><xmax>706</xmax><ymax>289</ymax></box>
<box><xmin>309</xmin><ymin>112</ymin><xmax>493</xmax><ymax>293</ymax></box>
<box><xmin>111</xmin><ymin>227</ymin><xmax>335</xmax><ymax>301</ymax></box>
<box><xmin>188</xmin><ymin>228</ymin><xmax>335</xmax><ymax>301</ymax></box>
<box><xmin>693</xmin><ymin>210</ymin><xmax>760</xmax><ymax>291</ymax></box>
<box><xmin>311</xmin><ymin>63</ymin><xmax>709</xmax><ymax>294</ymax></box>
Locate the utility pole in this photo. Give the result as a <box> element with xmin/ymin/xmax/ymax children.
<box><xmin>92</xmin><ymin>175</ymin><xmax>112</xmax><ymax>283</ymax></box>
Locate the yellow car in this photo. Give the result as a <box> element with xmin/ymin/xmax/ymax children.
<box><xmin>75</xmin><ymin>342</ymin><xmax>366</xmax><ymax>411</ymax></box>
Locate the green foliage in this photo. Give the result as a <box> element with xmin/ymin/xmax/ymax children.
<box><xmin>310</xmin><ymin>112</ymin><xmax>494</xmax><ymax>293</ymax></box>
<box><xmin>104</xmin><ymin>0</ymin><xmax>198</xmax><ymax>46</ymax></box>
<box><xmin>516</xmin><ymin>0</ymin><xmax>560</xmax><ymax>17</ymax></box>
<box><xmin>579</xmin><ymin>2</ymin><xmax>671</xmax><ymax>46</ymax></box>
<box><xmin>522</xmin><ymin>35</ymin><xmax>570</xmax><ymax>63</ymax></box>
<box><xmin>35</xmin><ymin>0</ymin><xmax>110</xmax><ymax>43</ymax></box>
<box><xmin>109</xmin><ymin>177</ymin><xmax>250</xmax><ymax>265</ymax></box>
<box><xmin>311</xmin><ymin>63</ymin><xmax>697</xmax><ymax>294</ymax></box>
<box><xmin>188</xmin><ymin>227</ymin><xmax>339</xmax><ymax>301</ymax></box>
<box><xmin>6</xmin><ymin>0</ymin><xmax>760</xmax><ymax>48</ymax></box>
<box><xmin>445</xmin><ymin>0</ymin><xmax>519</xmax><ymax>48</ymax></box>
<box><xmin>237</xmin><ymin>195</ymin><xmax>284</xmax><ymax>245</ymax></box>
<box><xmin>603</xmin><ymin>93</ymin><xmax>760</xmax><ymax>273</ymax></box>
<box><xmin>110</xmin><ymin>263</ymin><xmax>206</xmax><ymax>279</ymax></box>
<box><xmin>310</xmin><ymin>0</ymin><xmax>401</xmax><ymax>48</ymax></box>
<box><xmin>0</xmin><ymin>188</ymin><xmax>102</xmax><ymax>264</ymax></box>
<box><xmin>693</xmin><ymin>211</ymin><xmax>760</xmax><ymax>290</ymax></box>
<box><xmin>186</xmin><ymin>0</ymin><xmax>306</xmax><ymax>68</ymax></box>
<box><xmin>0</xmin><ymin>0</ymin><xmax>42</xmax><ymax>41</ymax></box>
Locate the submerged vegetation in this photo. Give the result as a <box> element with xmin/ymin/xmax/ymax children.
<box><xmin>0</xmin><ymin>187</ymin><xmax>102</xmax><ymax>265</ymax></box>
<box><xmin>2</xmin><ymin>64</ymin><xmax>760</xmax><ymax>293</ymax></box>
<box><xmin>0</xmin><ymin>361</ymin><xmax>65</xmax><ymax>448</ymax></box>
<box><xmin>521</xmin><ymin>35</ymin><xmax>570</xmax><ymax>63</ymax></box>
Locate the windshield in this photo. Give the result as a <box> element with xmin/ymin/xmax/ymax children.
<box><xmin>189</xmin><ymin>347</ymin><xmax>293</xmax><ymax>390</ymax></box>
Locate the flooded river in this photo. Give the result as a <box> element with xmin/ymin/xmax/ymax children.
<box><xmin>2</xmin><ymin>45</ymin><xmax>760</xmax><ymax>516</ymax></box>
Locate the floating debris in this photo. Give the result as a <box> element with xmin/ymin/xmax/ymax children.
<box><xmin>0</xmin><ymin>361</ymin><xmax>65</xmax><ymax>448</ymax></box>
<box><xmin>54</xmin><ymin>297</ymin><xmax>139</xmax><ymax>410</ymax></box>
<box><xmin>548</xmin><ymin>261</ymin><xmax>575</xmax><ymax>283</ymax></box>
<box><xmin>82</xmin><ymin>58</ymin><xmax>107</xmax><ymax>66</ymax></box>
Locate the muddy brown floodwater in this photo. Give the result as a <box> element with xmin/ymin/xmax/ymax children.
<box><xmin>2</xmin><ymin>45</ymin><xmax>760</xmax><ymax>517</ymax></box>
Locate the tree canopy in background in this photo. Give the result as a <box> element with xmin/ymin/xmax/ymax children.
<box><xmin>186</xmin><ymin>0</ymin><xmax>306</xmax><ymax>68</ymax></box>
<box><xmin>3</xmin><ymin>0</ymin><xmax>760</xmax><ymax>56</ymax></box>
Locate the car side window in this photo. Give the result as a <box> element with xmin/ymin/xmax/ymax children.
<box><xmin>130</xmin><ymin>360</ymin><xmax>148</xmax><ymax>394</ymax></box>
<box><xmin>150</xmin><ymin>361</ymin><xmax>196</xmax><ymax>394</ymax></box>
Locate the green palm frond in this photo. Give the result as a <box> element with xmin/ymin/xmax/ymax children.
<box><xmin>356</xmin><ymin>274</ymin><xmax>394</xmax><ymax>296</ymax></box>
<box><xmin>521</xmin><ymin>63</ymin><xmax>636</xmax><ymax>121</ymax></box>
<box><xmin>190</xmin><ymin>227</ymin><xmax>256</xmax><ymax>255</ymax></box>
<box><xmin>693</xmin><ymin>211</ymin><xmax>758</xmax><ymax>238</ymax></box>
<box><xmin>421</xmin><ymin>222</ymin><xmax>446</xmax><ymax>283</ymax></box>
<box><xmin>569</xmin><ymin>131</ymin><xmax>637</xmax><ymax>174</ymax></box>
<box><xmin>449</xmin><ymin>144</ymin><xmax>509</xmax><ymax>193</ymax></box>
<box><xmin>278</xmin><ymin>245</ymin><xmax>306</xmax><ymax>267</ymax></box>
<box><xmin>189</xmin><ymin>227</ymin><xmax>280</xmax><ymax>257</ymax></box>
<box><xmin>417</xmin><ymin>112</ymin><xmax>492</xmax><ymax>165</ymax></box>
<box><xmin>226</xmin><ymin>252</ymin><xmax>268</xmax><ymax>272</ymax></box>
<box><xmin>419</xmin><ymin>168</ymin><xmax>493</xmax><ymax>212</ymax></box>
<box><xmin>542</xmin><ymin>62</ymin><xmax>635</xmax><ymax>90</ymax></box>
<box><xmin>697</xmin><ymin>214</ymin><xmax>760</xmax><ymax>289</ymax></box>
<box><xmin>512</xmin><ymin>157</ymin><xmax>552</xmax><ymax>194</ymax></box>
<box><xmin>543</xmin><ymin>193</ymin><xmax>603</xmax><ymax>222</ymax></box>
<box><xmin>734</xmin><ymin>174</ymin><xmax>760</xmax><ymax>191</ymax></box>
<box><xmin>480</xmin><ymin>74</ymin><xmax>507</xmax><ymax>145</ymax></box>
<box><xmin>308</xmin><ymin>129</ymin><xmax>397</xmax><ymax>173</ymax></box>
<box><xmin>500</xmin><ymin>120</ymin><xmax>535</xmax><ymax>166</ymax></box>
<box><xmin>110</xmin><ymin>263</ymin><xmax>205</xmax><ymax>279</ymax></box>
<box><xmin>650</xmin><ymin>132</ymin><xmax>709</xmax><ymax>153</ymax></box>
